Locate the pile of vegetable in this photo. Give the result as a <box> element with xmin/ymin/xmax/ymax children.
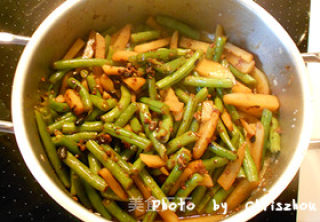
<box><xmin>35</xmin><ymin>15</ymin><xmax>281</xmax><ymax>222</ymax></box>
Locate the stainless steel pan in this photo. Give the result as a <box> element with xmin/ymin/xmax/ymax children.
<box><xmin>0</xmin><ymin>0</ymin><xmax>319</xmax><ymax>221</ymax></box>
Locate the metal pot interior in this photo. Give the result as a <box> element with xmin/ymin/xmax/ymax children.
<box><xmin>12</xmin><ymin>0</ymin><xmax>311</xmax><ymax>221</ymax></box>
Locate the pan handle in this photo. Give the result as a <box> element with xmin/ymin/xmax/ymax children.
<box><xmin>0</xmin><ymin>121</ymin><xmax>14</xmax><ymax>134</ymax></box>
<box><xmin>0</xmin><ymin>32</ymin><xmax>29</xmax><ymax>134</ymax></box>
<box><xmin>0</xmin><ymin>32</ymin><xmax>30</xmax><ymax>45</ymax></box>
<box><xmin>301</xmin><ymin>53</ymin><xmax>320</xmax><ymax>63</ymax></box>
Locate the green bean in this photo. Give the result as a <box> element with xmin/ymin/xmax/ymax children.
<box><xmin>107</xmin><ymin>46</ymin><xmax>114</xmax><ymax>60</ymax></box>
<box><xmin>196</xmin><ymin>185</ymin><xmax>220</xmax><ymax>213</ymax></box>
<box><xmin>49</xmin><ymin>69</ymin><xmax>70</xmax><ymax>84</ymax></box>
<box><xmin>175</xmin><ymin>173</ymin><xmax>203</xmax><ymax>201</ymax></box>
<box><xmin>64</xmin><ymin>132</ymin><xmax>97</xmax><ymax>142</ymax></box>
<box><xmin>53</xmin><ymin>58</ymin><xmax>112</xmax><ymax>69</ymax></box>
<box><xmin>100</xmin><ymin>189</ymin><xmax>127</xmax><ymax>202</ymax></box>
<box><xmin>190</xmin><ymin>186</ymin><xmax>207</xmax><ymax>211</ymax></box>
<box><xmin>202</xmin><ymin>157</ymin><xmax>229</xmax><ymax>171</ymax></box>
<box><xmin>213</xmin><ymin>36</ymin><xmax>227</xmax><ymax>62</ymax></box>
<box><xmin>269</xmin><ymin>117</ymin><xmax>281</xmax><ymax>153</ymax></box>
<box><xmin>129</xmin><ymin>117</ymin><xmax>143</xmax><ymax>134</ymax></box>
<box><xmin>47</xmin><ymin>115</ymin><xmax>76</xmax><ymax>134</ymax></box>
<box><xmin>156</xmin><ymin>50</ymin><xmax>202</xmax><ymax>89</ymax></box>
<box><xmin>102</xmin><ymin>200</ymin><xmax>136</xmax><ymax>222</ymax></box>
<box><xmin>131</xmin><ymin>30</ymin><xmax>160</xmax><ymax>43</ymax></box>
<box><xmin>231</xmin><ymin>130</ymin><xmax>240</xmax><ymax>148</ymax></box>
<box><xmin>147</xmin><ymin>77</ymin><xmax>158</xmax><ymax>100</ymax></box>
<box><xmin>205</xmin><ymin>186</ymin><xmax>234</xmax><ymax>214</ymax></box>
<box><xmin>214</xmin><ymin>96</ymin><xmax>224</xmax><ymax>113</ymax></box>
<box><xmin>103</xmin><ymin>123</ymin><xmax>152</xmax><ymax>150</ymax></box>
<box><xmin>86</xmin><ymin>109</ymin><xmax>104</xmax><ymax>121</ymax></box>
<box><xmin>176</xmin><ymin>96</ymin><xmax>195</xmax><ymax>136</ymax></box>
<box><xmin>190</xmin><ymin>118</ymin><xmax>200</xmax><ymax>132</ymax></box>
<box><xmin>104</xmin><ymin>34</ymin><xmax>111</xmax><ymax>56</ymax></box>
<box><xmin>156</xmin><ymin>15</ymin><xmax>200</xmax><ymax>40</ymax></box>
<box><xmin>243</xmin><ymin>145</ymin><xmax>258</xmax><ymax>182</ymax></box>
<box><xmin>138</xmin><ymin>104</ymin><xmax>167</xmax><ymax>159</ymax></box>
<box><xmin>167</xmin><ymin>131</ymin><xmax>198</xmax><ymax>154</ymax></box>
<box><xmin>90</xmin><ymin>95</ymin><xmax>117</xmax><ymax>111</ymax></box>
<box><xmin>140</xmin><ymin>168</ymin><xmax>168</xmax><ymax>204</ymax></box>
<box><xmin>68</xmin><ymin>77</ymin><xmax>93</xmax><ymax>111</ymax></box>
<box><xmin>121</xmin><ymin>148</ymin><xmax>136</xmax><ymax>162</ymax></box>
<box><xmin>162</xmin><ymin>148</ymin><xmax>191</xmax><ymax>194</ymax></box>
<box><xmin>228</xmin><ymin>63</ymin><xmax>257</xmax><ymax>87</ymax></box>
<box><xmin>48</xmin><ymin>95</ymin><xmax>70</xmax><ymax>113</ymax></box>
<box><xmin>217</xmin><ymin>120</ymin><xmax>236</xmax><ymax>151</ymax></box>
<box><xmin>215</xmin><ymin>24</ymin><xmax>224</xmax><ymax>39</ymax></box>
<box><xmin>154</xmin><ymin>113</ymin><xmax>173</xmax><ymax>143</ymax></box>
<box><xmin>143</xmin><ymin>211</ymin><xmax>157</xmax><ymax>222</ymax></box>
<box><xmin>237</xmin><ymin>167</ymin><xmax>246</xmax><ymax>178</ymax></box>
<box><xmin>209</xmin><ymin>142</ymin><xmax>237</xmax><ymax>160</ymax></box>
<box><xmin>130</xmin><ymin>48</ymin><xmax>190</xmax><ymax>63</ymax></box>
<box><xmin>57</xmin><ymin>148</ymin><xmax>106</xmax><ymax>191</ymax></box>
<box><xmin>102</xmin><ymin>26</ymin><xmax>117</xmax><ymax>35</ymax></box>
<box><xmin>88</xmin><ymin>153</ymin><xmax>102</xmax><ymax>175</ymax></box>
<box><xmin>52</xmin><ymin>134</ymin><xmax>82</xmax><ymax>155</ymax></box>
<box><xmin>216</xmin><ymin>88</ymin><xmax>240</xmax><ymax>121</ymax></box>
<box><xmin>206</xmin><ymin>43</ymin><xmax>215</xmax><ymax>60</ymax></box>
<box><xmin>155</xmin><ymin>56</ymin><xmax>187</xmax><ymax>74</ymax></box>
<box><xmin>70</xmin><ymin>170</ymin><xmax>92</xmax><ymax>209</ymax></box>
<box><xmin>132</xmin><ymin>157</ymin><xmax>146</xmax><ymax>174</ymax></box>
<box><xmin>83</xmin><ymin>181</ymin><xmax>112</xmax><ymax>219</ymax></box>
<box><xmin>64</xmin><ymin>121</ymin><xmax>103</xmax><ymax>134</ymax></box>
<box><xmin>101</xmin><ymin>86</ymin><xmax>131</xmax><ymax>122</ymax></box>
<box><xmin>86</xmin><ymin>140</ymin><xmax>133</xmax><ymax>189</ymax></box>
<box><xmin>261</xmin><ymin>109</ymin><xmax>272</xmax><ymax>160</ymax></box>
<box><xmin>175</xmin><ymin>88</ymin><xmax>190</xmax><ymax>103</ymax></box>
<box><xmin>87</xmin><ymin>74</ymin><xmax>101</xmax><ymax>97</ymax></box>
<box><xmin>35</xmin><ymin>110</ymin><xmax>70</xmax><ymax>188</ymax></box>
<box><xmin>139</xmin><ymin>97</ymin><xmax>170</xmax><ymax>114</ymax></box>
<box><xmin>101</xmin><ymin>145</ymin><xmax>131</xmax><ymax>174</ymax></box>
<box><xmin>183</xmin><ymin>76</ymin><xmax>233</xmax><ymax>88</ymax></box>
<box><xmin>114</xmin><ymin>103</ymin><xmax>138</xmax><ymax>127</ymax></box>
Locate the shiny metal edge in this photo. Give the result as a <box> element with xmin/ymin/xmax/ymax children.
<box><xmin>0</xmin><ymin>32</ymin><xmax>30</xmax><ymax>45</ymax></box>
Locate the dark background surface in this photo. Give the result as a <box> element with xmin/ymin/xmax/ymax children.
<box><xmin>0</xmin><ymin>0</ymin><xmax>310</xmax><ymax>221</ymax></box>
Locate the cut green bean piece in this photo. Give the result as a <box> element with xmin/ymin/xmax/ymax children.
<box><xmin>154</xmin><ymin>113</ymin><xmax>173</xmax><ymax>143</ymax></box>
<box><xmin>90</xmin><ymin>95</ymin><xmax>117</xmax><ymax>111</ymax></box>
<box><xmin>155</xmin><ymin>56</ymin><xmax>187</xmax><ymax>74</ymax></box>
<box><xmin>269</xmin><ymin>117</ymin><xmax>281</xmax><ymax>153</ymax></box>
<box><xmin>183</xmin><ymin>76</ymin><xmax>233</xmax><ymax>88</ymax></box>
<box><xmin>156</xmin><ymin>15</ymin><xmax>200</xmax><ymax>40</ymax></box>
<box><xmin>261</xmin><ymin>109</ymin><xmax>273</xmax><ymax>160</ymax></box>
<box><xmin>68</xmin><ymin>77</ymin><xmax>93</xmax><ymax>111</ymax></box>
<box><xmin>138</xmin><ymin>104</ymin><xmax>167</xmax><ymax>159</ymax></box>
<box><xmin>35</xmin><ymin>110</ymin><xmax>70</xmax><ymax>188</ymax></box>
<box><xmin>175</xmin><ymin>173</ymin><xmax>203</xmax><ymax>201</ymax></box>
<box><xmin>88</xmin><ymin>153</ymin><xmax>102</xmax><ymax>175</ymax></box>
<box><xmin>103</xmin><ymin>123</ymin><xmax>152</xmax><ymax>150</ymax></box>
<box><xmin>130</xmin><ymin>48</ymin><xmax>190</xmax><ymax>63</ymax></box>
<box><xmin>217</xmin><ymin>120</ymin><xmax>236</xmax><ymax>151</ymax></box>
<box><xmin>83</xmin><ymin>181</ymin><xmax>112</xmax><ymax>219</ymax></box>
<box><xmin>209</xmin><ymin>142</ymin><xmax>237</xmax><ymax>160</ymax></box>
<box><xmin>213</xmin><ymin>36</ymin><xmax>227</xmax><ymax>62</ymax></box>
<box><xmin>131</xmin><ymin>30</ymin><xmax>160</xmax><ymax>44</ymax></box>
<box><xmin>139</xmin><ymin>97</ymin><xmax>170</xmax><ymax>114</ymax></box>
<box><xmin>101</xmin><ymin>86</ymin><xmax>131</xmax><ymax>122</ymax></box>
<box><xmin>130</xmin><ymin>117</ymin><xmax>143</xmax><ymax>134</ymax></box>
<box><xmin>52</xmin><ymin>134</ymin><xmax>82</xmax><ymax>155</ymax></box>
<box><xmin>104</xmin><ymin>34</ymin><xmax>111</xmax><ymax>56</ymax></box>
<box><xmin>147</xmin><ymin>77</ymin><xmax>157</xmax><ymax>100</ymax></box>
<box><xmin>175</xmin><ymin>88</ymin><xmax>190</xmax><ymax>104</ymax></box>
<box><xmin>101</xmin><ymin>188</ymin><xmax>127</xmax><ymax>202</ymax></box>
<box><xmin>205</xmin><ymin>186</ymin><xmax>234</xmax><ymax>214</ymax></box>
<box><xmin>167</xmin><ymin>131</ymin><xmax>198</xmax><ymax>154</ymax></box>
<box><xmin>228</xmin><ymin>62</ymin><xmax>257</xmax><ymax>87</ymax></box>
<box><xmin>54</xmin><ymin>58</ymin><xmax>112</xmax><ymax>69</ymax></box>
<box><xmin>70</xmin><ymin>170</ymin><xmax>92</xmax><ymax>209</ymax></box>
<box><xmin>202</xmin><ymin>157</ymin><xmax>229</xmax><ymax>171</ymax></box>
<box><xmin>86</xmin><ymin>140</ymin><xmax>133</xmax><ymax>189</ymax></box>
<box><xmin>114</xmin><ymin>103</ymin><xmax>138</xmax><ymax>127</ymax></box>
<box><xmin>49</xmin><ymin>69</ymin><xmax>70</xmax><ymax>84</ymax></box>
<box><xmin>102</xmin><ymin>200</ymin><xmax>136</xmax><ymax>222</ymax></box>
<box><xmin>156</xmin><ymin>50</ymin><xmax>202</xmax><ymax>89</ymax></box>
<box><xmin>64</xmin><ymin>132</ymin><xmax>98</xmax><ymax>142</ymax></box>
<box><xmin>48</xmin><ymin>95</ymin><xmax>70</xmax><ymax>113</ymax></box>
<box><xmin>47</xmin><ymin>115</ymin><xmax>76</xmax><ymax>134</ymax></box>
<box><xmin>101</xmin><ymin>145</ymin><xmax>131</xmax><ymax>174</ymax></box>
<box><xmin>58</xmin><ymin>149</ymin><xmax>106</xmax><ymax>191</ymax></box>
<box><xmin>243</xmin><ymin>145</ymin><xmax>259</xmax><ymax>182</ymax></box>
